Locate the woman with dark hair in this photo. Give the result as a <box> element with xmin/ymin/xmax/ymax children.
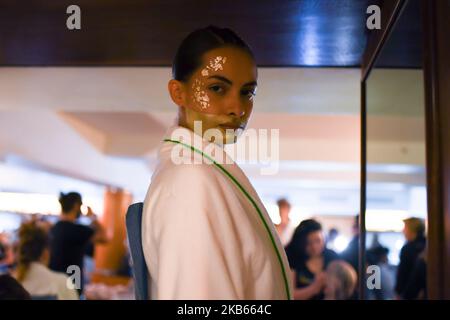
<box><xmin>14</xmin><ymin>221</ymin><xmax>78</xmax><ymax>300</ymax></box>
<box><xmin>285</xmin><ymin>219</ymin><xmax>338</xmax><ymax>300</ymax></box>
<box><xmin>142</xmin><ymin>26</ymin><xmax>292</xmax><ymax>299</ymax></box>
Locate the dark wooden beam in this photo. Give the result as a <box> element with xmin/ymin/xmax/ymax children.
<box><xmin>359</xmin><ymin>80</ymin><xmax>367</xmax><ymax>300</ymax></box>
<box><xmin>422</xmin><ymin>0</ymin><xmax>450</xmax><ymax>300</ymax></box>
<box><xmin>0</xmin><ymin>0</ymin><xmax>371</xmax><ymax>67</ymax></box>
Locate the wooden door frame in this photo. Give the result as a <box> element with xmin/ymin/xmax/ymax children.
<box><xmin>422</xmin><ymin>0</ymin><xmax>450</xmax><ymax>300</ymax></box>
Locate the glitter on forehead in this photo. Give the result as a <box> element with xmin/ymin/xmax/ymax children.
<box><xmin>201</xmin><ymin>69</ymin><xmax>209</xmax><ymax>76</ymax></box>
<box><xmin>201</xmin><ymin>56</ymin><xmax>227</xmax><ymax>77</ymax></box>
<box><xmin>209</xmin><ymin>56</ymin><xmax>227</xmax><ymax>71</ymax></box>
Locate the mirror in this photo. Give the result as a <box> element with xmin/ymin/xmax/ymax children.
<box><xmin>365</xmin><ymin>0</ymin><xmax>427</xmax><ymax>300</ymax></box>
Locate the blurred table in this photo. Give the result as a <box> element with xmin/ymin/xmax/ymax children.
<box><xmin>85</xmin><ymin>273</ymin><xmax>134</xmax><ymax>300</ymax></box>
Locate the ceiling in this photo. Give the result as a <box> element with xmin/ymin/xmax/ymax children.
<box><xmin>60</xmin><ymin>111</ymin><xmax>166</xmax><ymax>156</ymax></box>
<box><xmin>1</xmin><ymin>0</ymin><xmax>376</xmax><ymax>67</ymax></box>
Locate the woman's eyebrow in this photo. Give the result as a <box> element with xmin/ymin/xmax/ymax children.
<box><xmin>243</xmin><ymin>81</ymin><xmax>258</xmax><ymax>87</ymax></box>
<box><xmin>207</xmin><ymin>75</ymin><xmax>257</xmax><ymax>87</ymax></box>
<box><xmin>207</xmin><ymin>75</ymin><xmax>232</xmax><ymax>85</ymax></box>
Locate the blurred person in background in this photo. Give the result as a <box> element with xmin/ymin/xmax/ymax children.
<box><xmin>14</xmin><ymin>221</ymin><xmax>79</xmax><ymax>300</ymax></box>
<box><xmin>0</xmin><ymin>237</ymin><xmax>9</xmax><ymax>274</ymax></box>
<box><xmin>366</xmin><ymin>245</ymin><xmax>395</xmax><ymax>300</ymax></box>
<box><xmin>326</xmin><ymin>228</ymin><xmax>339</xmax><ymax>252</ymax></box>
<box><xmin>117</xmin><ymin>238</ymin><xmax>132</xmax><ymax>277</ymax></box>
<box><xmin>49</xmin><ymin>192</ymin><xmax>107</xmax><ymax>297</ymax></box>
<box><xmin>340</xmin><ymin>215</ymin><xmax>359</xmax><ymax>274</ymax></box>
<box><xmin>30</xmin><ymin>213</ymin><xmax>53</xmax><ymax>232</ymax></box>
<box><xmin>402</xmin><ymin>250</ymin><xmax>427</xmax><ymax>299</ymax></box>
<box><xmin>0</xmin><ymin>233</ymin><xmax>15</xmax><ymax>275</ymax></box>
<box><xmin>395</xmin><ymin>217</ymin><xmax>426</xmax><ymax>299</ymax></box>
<box><xmin>83</xmin><ymin>242</ymin><xmax>95</xmax><ymax>286</ymax></box>
<box><xmin>285</xmin><ymin>219</ymin><xmax>338</xmax><ymax>300</ymax></box>
<box><xmin>274</xmin><ymin>198</ymin><xmax>296</xmax><ymax>247</ymax></box>
<box><xmin>323</xmin><ymin>260</ymin><xmax>357</xmax><ymax>300</ymax></box>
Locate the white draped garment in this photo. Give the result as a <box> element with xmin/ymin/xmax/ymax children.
<box><xmin>142</xmin><ymin>125</ymin><xmax>292</xmax><ymax>300</ymax></box>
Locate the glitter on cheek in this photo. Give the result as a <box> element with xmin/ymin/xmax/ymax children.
<box><xmin>191</xmin><ymin>56</ymin><xmax>228</xmax><ymax>111</ymax></box>
<box><xmin>191</xmin><ymin>79</ymin><xmax>210</xmax><ymax>110</ymax></box>
<box><xmin>197</xmin><ymin>91</ymin><xmax>210</xmax><ymax>109</ymax></box>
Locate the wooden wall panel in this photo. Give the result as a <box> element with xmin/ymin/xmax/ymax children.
<box><xmin>422</xmin><ymin>0</ymin><xmax>450</xmax><ymax>300</ymax></box>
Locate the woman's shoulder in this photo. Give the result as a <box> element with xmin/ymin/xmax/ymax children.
<box><xmin>22</xmin><ymin>263</ymin><xmax>74</xmax><ymax>297</ymax></box>
<box><xmin>144</xmin><ymin>160</ymin><xmax>230</xmax><ymax>221</ymax></box>
<box><xmin>150</xmin><ymin>156</ymin><xmax>224</xmax><ymax>196</ymax></box>
<box><xmin>30</xmin><ymin>263</ymin><xmax>71</xmax><ymax>284</ymax></box>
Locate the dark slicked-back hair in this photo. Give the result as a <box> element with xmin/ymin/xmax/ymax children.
<box><xmin>172</xmin><ymin>25</ymin><xmax>254</xmax><ymax>82</ymax></box>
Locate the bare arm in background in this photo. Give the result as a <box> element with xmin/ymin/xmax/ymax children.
<box><xmin>86</xmin><ymin>206</ymin><xmax>108</xmax><ymax>244</ymax></box>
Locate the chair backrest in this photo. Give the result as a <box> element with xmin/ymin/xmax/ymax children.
<box><xmin>125</xmin><ymin>202</ymin><xmax>148</xmax><ymax>300</ymax></box>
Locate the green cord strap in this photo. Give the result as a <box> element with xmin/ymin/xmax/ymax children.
<box><xmin>164</xmin><ymin>138</ymin><xmax>291</xmax><ymax>300</ymax></box>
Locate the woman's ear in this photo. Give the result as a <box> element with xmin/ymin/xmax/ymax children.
<box><xmin>168</xmin><ymin>79</ymin><xmax>187</xmax><ymax>108</ymax></box>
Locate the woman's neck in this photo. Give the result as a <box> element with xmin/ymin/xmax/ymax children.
<box><xmin>60</xmin><ymin>213</ymin><xmax>76</xmax><ymax>222</ymax></box>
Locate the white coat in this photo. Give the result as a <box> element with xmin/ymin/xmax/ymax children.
<box><xmin>142</xmin><ymin>125</ymin><xmax>292</xmax><ymax>300</ymax></box>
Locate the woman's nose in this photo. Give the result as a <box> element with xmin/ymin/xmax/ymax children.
<box><xmin>226</xmin><ymin>98</ymin><xmax>246</xmax><ymax>117</ymax></box>
<box><xmin>228</xmin><ymin>108</ymin><xmax>246</xmax><ymax>117</ymax></box>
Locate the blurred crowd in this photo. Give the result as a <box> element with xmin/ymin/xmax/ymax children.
<box><xmin>0</xmin><ymin>192</ymin><xmax>427</xmax><ymax>300</ymax></box>
<box><xmin>0</xmin><ymin>192</ymin><xmax>133</xmax><ymax>300</ymax></box>
<box><xmin>274</xmin><ymin>198</ymin><xmax>427</xmax><ymax>300</ymax></box>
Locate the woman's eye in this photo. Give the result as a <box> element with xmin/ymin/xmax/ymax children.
<box><xmin>209</xmin><ymin>85</ymin><xmax>224</xmax><ymax>93</ymax></box>
<box><xmin>242</xmin><ymin>89</ymin><xmax>256</xmax><ymax>98</ymax></box>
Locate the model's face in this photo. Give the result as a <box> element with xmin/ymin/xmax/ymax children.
<box><xmin>175</xmin><ymin>47</ymin><xmax>257</xmax><ymax>144</ymax></box>
<box><xmin>305</xmin><ymin>230</ymin><xmax>325</xmax><ymax>258</ymax></box>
